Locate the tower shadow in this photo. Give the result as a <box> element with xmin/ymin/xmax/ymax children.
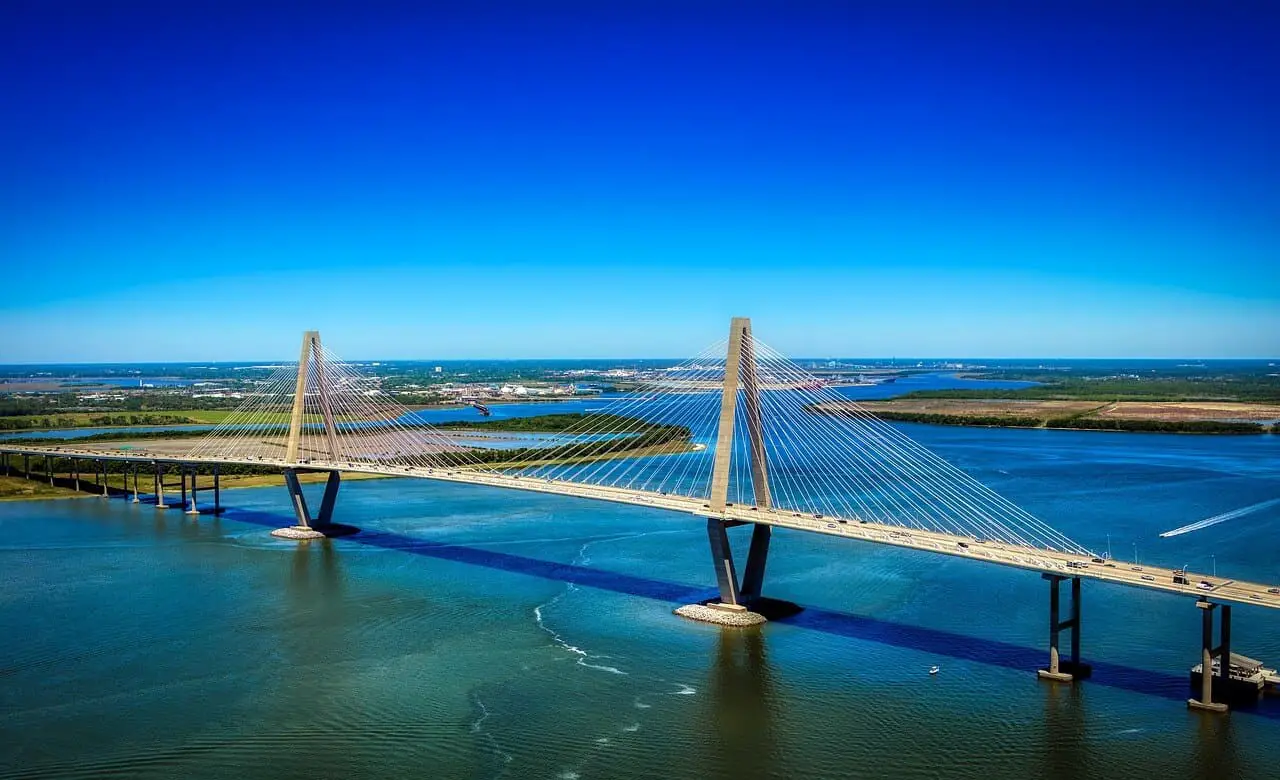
<box><xmin>220</xmin><ymin>506</ymin><xmax>1280</xmax><ymax>721</ymax></box>
<box><xmin>1040</xmin><ymin>675</ymin><xmax>1092</xmax><ymax>779</ymax></box>
<box><xmin>702</xmin><ymin>627</ymin><xmax>778</xmax><ymax>780</ymax></box>
<box><xmin>1189</xmin><ymin>709</ymin><xmax>1241</xmax><ymax>780</ymax></box>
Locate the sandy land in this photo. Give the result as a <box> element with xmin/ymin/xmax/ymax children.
<box><xmin>1093</xmin><ymin>401</ymin><xmax>1280</xmax><ymax>423</ymax></box>
<box><xmin>854</xmin><ymin>399</ymin><xmax>1280</xmax><ymax>425</ymax></box>
<box><xmin>856</xmin><ymin>399</ymin><xmax>1100</xmax><ymax>419</ymax></box>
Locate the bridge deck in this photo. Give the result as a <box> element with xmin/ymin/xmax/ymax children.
<box><xmin>6</xmin><ymin>444</ymin><xmax>1279</xmax><ymax>611</ymax></box>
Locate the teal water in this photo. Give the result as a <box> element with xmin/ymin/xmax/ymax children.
<box><xmin>2</xmin><ymin>425</ymin><xmax>1279</xmax><ymax>779</ymax></box>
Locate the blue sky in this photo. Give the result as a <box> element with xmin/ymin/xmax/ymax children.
<box><xmin>2</xmin><ymin>1</ymin><xmax>1277</xmax><ymax>362</ymax></box>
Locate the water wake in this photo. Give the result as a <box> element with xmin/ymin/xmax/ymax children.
<box><xmin>532</xmin><ymin>539</ymin><xmax>629</xmax><ymax>675</ymax></box>
<box><xmin>1159</xmin><ymin>496</ymin><xmax>1280</xmax><ymax>538</ymax></box>
<box><xmin>469</xmin><ymin>694</ymin><xmax>514</xmax><ymax>772</ymax></box>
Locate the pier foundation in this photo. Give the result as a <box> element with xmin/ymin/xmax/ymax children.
<box><xmin>154</xmin><ymin>463</ymin><xmax>167</xmax><ymax>509</ymax></box>
<box><xmin>186</xmin><ymin>466</ymin><xmax>200</xmax><ymax>515</ymax></box>
<box><xmin>272</xmin><ymin>470</ymin><xmax>348</xmax><ymax>539</ymax></box>
<box><xmin>1038</xmin><ymin>574</ymin><xmax>1091</xmax><ymax>682</ymax></box>
<box><xmin>1188</xmin><ymin>600</ymin><xmax>1231</xmax><ymax>713</ymax></box>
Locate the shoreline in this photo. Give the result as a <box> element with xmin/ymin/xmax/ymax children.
<box><xmin>886</xmin><ymin>418</ymin><xmax>1279</xmax><ymax>436</ymax></box>
<box><xmin>828</xmin><ymin>399</ymin><xmax>1280</xmax><ymax>436</ymax></box>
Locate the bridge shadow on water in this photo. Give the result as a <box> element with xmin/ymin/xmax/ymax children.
<box><xmin>215</xmin><ymin>506</ymin><xmax>1280</xmax><ymax>721</ymax></box>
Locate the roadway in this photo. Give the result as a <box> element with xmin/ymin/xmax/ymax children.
<box><xmin>4</xmin><ymin>443</ymin><xmax>1279</xmax><ymax>611</ymax></box>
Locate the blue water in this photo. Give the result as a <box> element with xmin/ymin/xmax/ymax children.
<box><xmin>2</xmin><ymin>421</ymin><xmax>1279</xmax><ymax>778</ymax></box>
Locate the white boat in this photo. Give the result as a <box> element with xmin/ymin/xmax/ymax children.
<box><xmin>929</xmin><ymin>666</ymin><xmax>940</xmax><ymax>675</ymax></box>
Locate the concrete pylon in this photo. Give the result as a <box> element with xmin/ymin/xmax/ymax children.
<box><xmin>705</xmin><ymin>317</ymin><xmax>774</xmax><ymax>608</ymax></box>
<box><xmin>285</xmin><ymin>331</ymin><xmax>341</xmax><ymax>465</ymax></box>
<box><xmin>1189</xmin><ymin>600</ymin><xmax>1231</xmax><ymax>713</ymax></box>
<box><xmin>709</xmin><ymin>317</ymin><xmax>771</xmax><ymax>513</ymax></box>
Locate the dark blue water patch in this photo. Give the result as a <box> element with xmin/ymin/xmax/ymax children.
<box><xmin>212</xmin><ymin>503</ymin><xmax>1280</xmax><ymax>719</ymax></box>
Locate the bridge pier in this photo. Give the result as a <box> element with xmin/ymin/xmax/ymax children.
<box><xmin>272</xmin><ymin>469</ymin><xmax>345</xmax><ymax>539</ymax></box>
<box><xmin>1038</xmin><ymin>574</ymin><xmax>1090</xmax><ymax>682</ymax></box>
<box><xmin>154</xmin><ymin>463</ymin><xmax>167</xmax><ymax>509</ymax></box>
<box><xmin>185</xmin><ymin>465</ymin><xmax>200</xmax><ymax>515</ymax></box>
<box><xmin>97</xmin><ymin>459</ymin><xmax>108</xmax><ymax>497</ymax></box>
<box><xmin>1188</xmin><ymin>600</ymin><xmax>1232</xmax><ymax>713</ymax></box>
<box><xmin>706</xmin><ymin>519</ymin><xmax>773</xmax><ymax>607</ymax></box>
<box><xmin>131</xmin><ymin>463</ymin><xmax>140</xmax><ymax>503</ymax></box>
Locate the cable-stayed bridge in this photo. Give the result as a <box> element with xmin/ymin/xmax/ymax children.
<box><xmin>3</xmin><ymin>318</ymin><xmax>1276</xmax><ymax>712</ymax></box>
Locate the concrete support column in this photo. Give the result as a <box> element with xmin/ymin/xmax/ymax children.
<box><xmin>73</xmin><ymin>458</ymin><xmax>80</xmax><ymax>492</ymax></box>
<box><xmin>707</xmin><ymin>518</ymin><xmax>741</xmax><ymax>606</ymax></box>
<box><xmin>132</xmin><ymin>464</ymin><xmax>140</xmax><ymax>503</ymax></box>
<box><xmin>1189</xmin><ymin>600</ymin><xmax>1231</xmax><ymax>713</ymax></box>
<box><xmin>284</xmin><ymin>469</ymin><xmax>313</xmax><ymax>528</ymax></box>
<box><xmin>1070</xmin><ymin>576</ymin><xmax>1082</xmax><ymax>667</ymax></box>
<box><xmin>23</xmin><ymin>454</ymin><xmax>30</xmax><ymax>479</ymax></box>
<box><xmin>739</xmin><ymin>524</ymin><xmax>772</xmax><ymax>602</ymax></box>
<box><xmin>99</xmin><ymin>460</ymin><xmax>108</xmax><ymax>497</ymax></box>
<box><xmin>46</xmin><ymin>455</ymin><xmax>53</xmax><ymax>486</ymax></box>
<box><xmin>213</xmin><ymin>465</ymin><xmax>221</xmax><ymax>514</ymax></box>
<box><xmin>1038</xmin><ymin>574</ymin><xmax>1089</xmax><ymax>682</ymax></box>
<box><xmin>315</xmin><ymin>471</ymin><xmax>341</xmax><ymax>527</ymax></box>
<box><xmin>155</xmin><ymin>463</ymin><xmax>166</xmax><ymax>509</ymax></box>
<box><xmin>180</xmin><ymin>467</ymin><xmax>188</xmax><ymax>511</ymax></box>
<box><xmin>185</xmin><ymin>466</ymin><xmax>200</xmax><ymax>516</ymax></box>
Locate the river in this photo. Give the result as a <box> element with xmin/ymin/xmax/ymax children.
<box><xmin>2</xmin><ymin>415</ymin><xmax>1279</xmax><ymax>778</ymax></box>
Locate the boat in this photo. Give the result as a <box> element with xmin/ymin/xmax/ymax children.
<box><xmin>467</xmin><ymin>401</ymin><xmax>492</xmax><ymax>417</ymax></box>
<box><xmin>1190</xmin><ymin>653</ymin><xmax>1268</xmax><ymax>701</ymax></box>
<box><xmin>929</xmin><ymin>666</ymin><xmax>940</xmax><ymax>675</ymax></box>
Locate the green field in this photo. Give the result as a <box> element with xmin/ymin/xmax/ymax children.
<box><xmin>0</xmin><ymin>475</ymin><xmax>84</xmax><ymax>501</ymax></box>
<box><xmin>0</xmin><ymin>409</ymin><xmax>334</xmax><ymax>431</ymax></box>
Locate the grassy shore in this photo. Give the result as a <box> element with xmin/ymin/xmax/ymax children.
<box><xmin>0</xmin><ymin>475</ymin><xmax>86</xmax><ymax>501</ymax></box>
<box><xmin>0</xmin><ymin>409</ymin><xmax>344</xmax><ymax>432</ymax></box>
<box><xmin>0</xmin><ymin>468</ymin><xmax>393</xmax><ymax>502</ymax></box>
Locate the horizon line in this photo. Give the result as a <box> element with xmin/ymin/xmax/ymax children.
<box><xmin>1</xmin><ymin>355</ymin><xmax>1278</xmax><ymax>368</ymax></box>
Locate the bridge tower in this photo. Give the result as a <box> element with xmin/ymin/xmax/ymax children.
<box><xmin>705</xmin><ymin>316</ymin><xmax>775</xmax><ymax>610</ymax></box>
<box><xmin>274</xmin><ymin>330</ymin><xmax>343</xmax><ymax>539</ymax></box>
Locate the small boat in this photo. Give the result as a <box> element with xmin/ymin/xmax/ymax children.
<box><xmin>929</xmin><ymin>666</ymin><xmax>940</xmax><ymax>675</ymax></box>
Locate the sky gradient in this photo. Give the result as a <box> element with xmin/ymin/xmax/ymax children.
<box><xmin>2</xmin><ymin>1</ymin><xmax>1277</xmax><ymax>362</ymax></box>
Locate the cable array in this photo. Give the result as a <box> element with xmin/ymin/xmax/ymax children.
<box><xmin>189</xmin><ymin>342</ymin><xmax>491</xmax><ymax>471</ymax></box>
<box><xmin>497</xmin><ymin>334</ymin><xmax>1087</xmax><ymax>553</ymax></box>
<box><xmin>185</xmin><ymin>328</ymin><xmax>1086</xmax><ymax>554</ymax></box>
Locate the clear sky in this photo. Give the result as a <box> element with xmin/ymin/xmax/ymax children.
<box><xmin>1</xmin><ymin>1</ymin><xmax>1277</xmax><ymax>362</ymax></box>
